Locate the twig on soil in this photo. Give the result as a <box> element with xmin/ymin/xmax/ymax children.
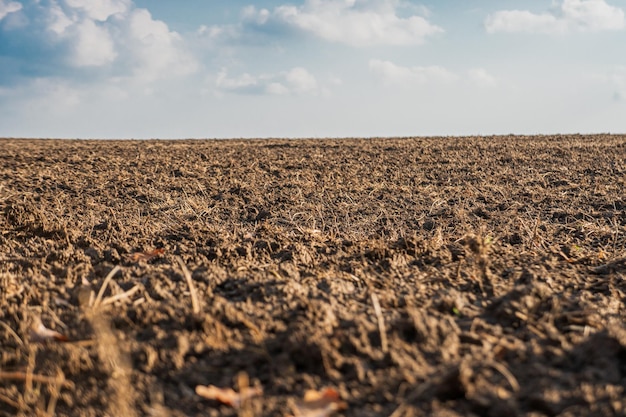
<box><xmin>87</xmin><ymin>310</ymin><xmax>137</xmax><ymax>417</ymax></box>
<box><xmin>0</xmin><ymin>371</ymin><xmax>74</xmax><ymax>389</ymax></box>
<box><xmin>269</xmin><ymin>269</ymin><xmax>284</xmax><ymax>281</ymax></box>
<box><xmin>488</xmin><ymin>361</ymin><xmax>519</xmax><ymax>393</ymax></box>
<box><xmin>612</xmin><ymin>217</ymin><xmax>619</xmax><ymax>256</ymax></box>
<box><xmin>101</xmin><ymin>285</ymin><xmax>141</xmax><ymax>306</ymax></box>
<box><xmin>175</xmin><ymin>256</ymin><xmax>201</xmax><ymax>314</ymax></box>
<box><xmin>195</xmin><ymin>372</ymin><xmax>262</xmax><ymax>409</ymax></box>
<box><xmin>371</xmin><ymin>293</ymin><xmax>388</xmax><ymax>353</ymax></box>
<box><xmin>45</xmin><ymin>370</ymin><xmax>66</xmax><ymax>417</ymax></box>
<box><xmin>0</xmin><ymin>320</ymin><xmax>24</xmax><ymax>347</ymax></box>
<box><xmin>25</xmin><ymin>345</ymin><xmax>35</xmax><ymax>394</ymax></box>
<box><xmin>388</xmin><ymin>403</ymin><xmax>408</xmax><ymax>417</ymax></box>
<box><xmin>92</xmin><ymin>265</ymin><xmax>122</xmax><ymax>308</ymax></box>
<box><xmin>195</xmin><ymin>385</ymin><xmax>263</xmax><ymax>409</ymax></box>
<box><xmin>237</xmin><ymin>371</ymin><xmax>256</xmax><ymax>417</ymax></box>
<box><xmin>0</xmin><ymin>392</ymin><xmax>20</xmax><ymax>409</ymax></box>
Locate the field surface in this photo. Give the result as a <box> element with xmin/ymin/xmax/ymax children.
<box><xmin>1</xmin><ymin>135</ymin><xmax>625</xmax><ymax>417</ymax></box>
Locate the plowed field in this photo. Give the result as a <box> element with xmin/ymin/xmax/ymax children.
<box><xmin>1</xmin><ymin>136</ymin><xmax>625</xmax><ymax>417</ymax></box>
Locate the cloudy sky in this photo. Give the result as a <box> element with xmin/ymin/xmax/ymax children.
<box><xmin>0</xmin><ymin>0</ymin><xmax>625</xmax><ymax>138</ymax></box>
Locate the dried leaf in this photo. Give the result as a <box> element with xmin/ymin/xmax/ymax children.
<box><xmin>127</xmin><ymin>248</ymin><xmax>165</xmax><ymax>263</ymax></box>
<box><xmin>195</xmin><ymin>384</ymin><xmax>262</xmax><ymax>408</ymax></box>
<box><xmin>292</xmin><ymin>387</ymin><xmax>347</xmax><ymax>417</ymax></box>
<box><xmin>29</xmin><ymin>316</ymin><xmax>69</xmax><ymax>343</ymax></box>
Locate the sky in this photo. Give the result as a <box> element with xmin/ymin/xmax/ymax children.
<box><xmin>0</xmin><ymin>0</ymin><xmax>625</xmax><ymax>139</ymax></box>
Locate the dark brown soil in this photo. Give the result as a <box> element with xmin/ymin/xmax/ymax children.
<box><xmin>1</xmin><ymin>135</ymin><xmax>625</xmax><ymax>417</ymax></box>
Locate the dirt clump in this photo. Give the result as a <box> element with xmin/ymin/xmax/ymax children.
<box><xmin>0</xmin><ymin>135</ymin><xmax>625</xmax><ymax>416</ymax></box>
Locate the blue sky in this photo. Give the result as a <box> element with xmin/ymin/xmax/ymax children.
<box><xmin>0</xmin><ymin>0</ymin><xmax>625</xmax><ymax>138</ymax></box>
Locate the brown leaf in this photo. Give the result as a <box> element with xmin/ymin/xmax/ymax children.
<box><xmin>127</xmin><ymin>248</ymin><xmax>165</xmax><ymax>263</ymax></box>
<box><xmin>29</xmin><ymin>316</ymin><xmax>69</xmax><ymax>343</ymax></box>
<box><xmin>292</xmin><ymin>387</ymin><xmax>347</xmax><ymax>417</ymax></box>
<box><xmin>195</xmin><ymin>384</ymin><xmax>262</xmax><ymax>409</ymax></box>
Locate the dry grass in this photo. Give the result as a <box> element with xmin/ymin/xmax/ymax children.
<box><xmin>0</xmin><ymin>136</ymin><xmax>624</xmax><ymax>416</ymax></box>
<box><xmin>85</xmin><ymin>309</ymin><xmax>137</xmax><ymax>417</ymax></box>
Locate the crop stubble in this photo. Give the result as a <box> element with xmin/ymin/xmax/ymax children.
<box><xmin>0</xmin><ymin>135</ymin><xmax>625</xmax><ymax>416</ymax></box>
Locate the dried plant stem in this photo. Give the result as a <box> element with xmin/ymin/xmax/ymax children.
<box><xmin>93</xmin><ymin>265</ymin><xmax>122</xmax><ymax>308</ymax></box>
<box><xmin>176</xmin><ymin>257</ymin><xmax>200</xmax><ymax>314</ymax></box>
<box><xmin>612</xmin><ymin>217</ymin><xmax>620</xmax><ymax>256</ymax></box>
<box><xmin>388</xmin><ymin>403</ymin><xmax>408</xmax><ymax>417</ymax></box>
<box><xmin>0</xmin><ymin>321</ymin><xmax>24</xmax><ymax>347</ymax></box>
<box><xmin>371</xmin><ymin>293</ymin><xmax>388</xmax><ymax>353</ymax></box>
<box><xmin>488</xmin><ymin>361</ymin><xmax>520</xmax><ymax>393</ymax></box>
<box><xmin>87</xmin><ymin>312</ymin><xmax>137</xmax><ymax>417</ymax></box>
<box><xmin>25</xmin><ymin>346</ymin><xmax>35</xmax><ymax>394</ymax></box>
<box><xmin>0</xmin><ymin>392</ymin><xmax>20</xmax><ymax>408</ymax></box>
<box><xmin>45</xmin><ymin>371</ymin><xmax>66</xmax><ymax>417</ymax></box>
<box><xmin>101</xmin><ymin>285</ymin><xmax>140</xmax><ymax>306</ymax></box>
<box><xmin>237</xmin><ymin>372</ymin><xmax>253</xmax><ymax>417</ymax></box>
<box><xmin>0</xmin><ymin>371</ymin><xmax>74</xmax><ymax>389</ymax></box>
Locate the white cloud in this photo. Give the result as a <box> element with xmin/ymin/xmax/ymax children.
<box><xmin>0</xmin><ymin>74</ymin><xmax>202</xmax><ymax>138</ymax></box>
<box><xmin>242</xmin><ymin>5</ymin><xmax>271</xmax><ymax>25</ymax></box>
<box><xmin>266</xmin><ymin>82</ymin><xmax>289</xmax><ymax>95</ymax></box>
<box><xmin>468</xmin><ymin>68</ymin><xmax>497</xmax><ymax>87</ymax></box>
<box><xmin>71</xmin><ymin>19</ymin><xmax>117</xmax><ymax>66</ymax></box>
<box><xmin>197</xmin><ymin>24</ymin><xmax>239</xmax><ymax>41</ymax></box>
<box><xmin>485</xmin><ymin>0</ymin><xmax>625</xmax><ymax>34</ymax></box>
<box><xmin>123</xmin><ymin>8</ymin><xmax>198</xmax><ymax>82</ymax></box>
<box><xmin>370</xmin><ymin>61</ymin><xmax>501</xmax><ymax>89</ymax></box>
<box><xmin>485</xmin><ymin>10</ymin><xmax>563</xmax><ymax>34</ymax></box>
<box><xmin>215</xmin><ymin>70</ymin><xmax>260</xmax><ymax>94</ymax></box>
<box><xmin>0</xmin><ymin>0</ymin><xmax>21</xmax><ymax>21</ymax></box>
<box><xmin>0</xmin><ymin>0</ymin><xmax>201</xmax><ymax>124</ymax></box>
<box><xmin>47</xmin><ymin>2</ymin><xmax>74</xmax><ymax>35</ymax></box>
<box><xmin>42</xmin><ymin>2</ymin><xmax>117</xmax><ymax>66</ymax></box>
<box><xmin>203</xmin><ymin>0</ymin><xmax>443</xmax><ymax>47</ymax></box>
<box><xmin>369</xmin><ymin>59</ymin><xmax>458</xmax><ymax>85</ymax></box>
<box><xmin>64</xmin><ymin>0</ymin><xmax>130</xmax><ymax>22</ymax></box>
<box><xmin>0</xmin><ymin>78</ymin><xmax>84</xmax><ymax>123</ymax></box>
<box><xmin>214</xmin><ymin>67</ymin><xmax>322</xmax><ymax>96</ymax></box>
<box><xmin>27</xmin><ymin>1</ymin><xmax>197</xmax><ymax>80</ymax></box>
<box><xmin>562</xmin><ymin>0</ymin><xmax>625</xmax><ymax>30</ymax></box>
<box><xmin>285</xmin><ymin>67</ymin><xmax>318</xmax><ymax>94</ymax></box>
